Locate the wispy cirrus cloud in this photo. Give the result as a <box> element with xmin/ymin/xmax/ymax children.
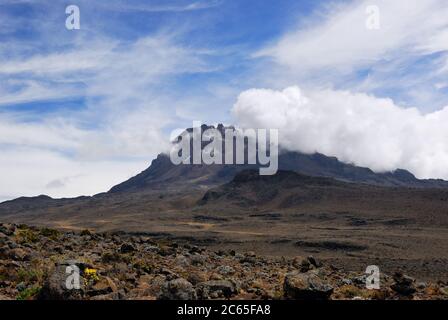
<box><xmin>102</xmin><ymin>0</ymin><xmax>223</xmax><ymax>13</ymax></box>
<box><xmin>0</xmin><ymin>79</ymin><xmax>83</xmax><ymax>106</ymax></box>
<box><xmin>254</xmin><ymin>0</ymin><xmax>448</xmax><ymax>109</ymax></box>
<box><xmin>0</xmin><ymin>32</ymin><xmax>209</xmax><ymax>158</ymax></box>
<box><xmin>257</xmin><ymin>0</ymin><xmax>448</xmax><ymax>73</ymax></box>
<box><xmin>0</xmin><ymin>0</ymin><xmax>224</xmax><ymax>200</ymax></box>
<box><xmin>0</xmin><ymin>34</ymin><xmax>210</xmax><ymax>105</ymax></box>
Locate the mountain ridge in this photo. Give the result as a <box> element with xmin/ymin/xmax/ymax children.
<box><xmin>2</xmin><ymin>124</ymin><xmax>448</xmax><ymax>206</ymax></box>
<box><xmin>108</xmin><ymin>150</ymin><xmax>448</xmax><ymax>195</ymax></box>
<box><xmin>108</xmin><ymin>124</ymin><xmax>448</xmax><ymax>194</ymax></box>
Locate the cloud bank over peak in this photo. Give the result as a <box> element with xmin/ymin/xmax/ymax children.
<box><xmin>233</xmin><ymin>86</ymin><xmax>448</xmax><ymax>180</ymax></box>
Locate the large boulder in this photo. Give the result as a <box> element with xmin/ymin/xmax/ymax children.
<box><xmin>87</xmin><ymin>277</ymin><xmax>117</xmax><ymax>297</ymax></box>
<box><xmin>120</xmin><ymin>243</ymin><xmax>136</xmax><ymax>254</ymax></box>
<box><xmin>216</xmin><ymin>265</ymin><xmax>235</xmax><ymax>276</ymax></box>
<box><xmin>197</xmin><ymin>280</ymin><xmax>238</xmax><ymax>299</ymax></box>
<box><xmin>38</xmin><ymin>261</ymin><xmax>90</xmax><ymax>300</ymax></box>
<box><xmin>283</xmin><ymin>271</ymin><xmax>333</xmax><ymax>300</ymax></box>
<box><xmin>187</xmin><ymin>271</ymin><xmax>208</xmax><ymax>285</ymax></box>
<box><xmin>158</xmin><ymin>278</ymin><xmax>197</xmax><ymax>300</ymax></box>
<box><xmin>0</xmin><ymin>224</ymin><xmax>15</xmax><ymax>236</ymax></box>
<box><xmin>391</xmin><ymin>272</ymin><xmax>416</xmax><ymax>296</ymax></box>
<box><xmin>0</xmin><ymin>247</ymin><xmax>32</xmax><ymax>261</ymax></box>
<box><xmin>292</xmin><ymin>256</ymin><xmax>322</xmax><ymax>273</ymax></box>
<box><xmin>8</xmin><ymin>248</ymin><xmax>31</xmax><ymax>261</ymax></box>
<box><xmin>0</xmin><ymin>246</ymin><xmax>9</xmax><ymax>259</ymax></box>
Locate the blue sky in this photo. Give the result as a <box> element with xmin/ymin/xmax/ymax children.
<box><xmin>1</xmin><ymin>0</ymin><xmax>448</xmax><ymax>200</ymax></box>
<box><xmin>0</xmin><ymin>1</ymin><xmax>311</xmax><ymax>135</ymax></box>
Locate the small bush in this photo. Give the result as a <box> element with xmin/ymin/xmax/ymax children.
<box><xmin>133</xmin><ymin>261</ymin><xmax>153</xmax><ymax>274</ymax></box>
<box><xmin>80</xmin><ymin>229</ymin><xmax>92</xmax><ymax>236</ymax></box>
<box><xmin>16</xmin><ymin>229</ymin><xmax>38</xmax><ymax>244</ymax></box>
<box><xmin>16</xmin><ymin>286</ymin><xmax>41</xmax><ymax>300</ymax></box>
<box><xmin>17</xmin><ymin>267</ymin><xmax>43</xmax><ymax>283</ymax></box>
<box><xmin>39</xmin><ymin>228</ymin><xmax>61</xmax><ymax>240</ymax></box>
<box><xmin>337</xmin><ymin>285</ymin><xmax>362</xmax><ymax>299</ymax></box>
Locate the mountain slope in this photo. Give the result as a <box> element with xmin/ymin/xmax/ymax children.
<box><xmin>2</xmin><ymin>124</ymin><xmax>448</xmax><ymax>214</ymax></box>
<box><xmin>107</xmin><ymin>124</ymin><xmax>448</xmax><ymax>193</ymax></box>
<box><xmin>109</xmin><ymin>150</ymin><xmax>448</xmax><ymax>194</ymax></box>
<box><xmin>198</xmin><ymin>169</ymin><xmax>448</xmax><ymax>226</ymax></box>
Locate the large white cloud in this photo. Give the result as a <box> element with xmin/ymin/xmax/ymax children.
<box><xmin>233</xmin><ymin>86</ymin><xmax>448</xmax><ymax>180</ymax></box>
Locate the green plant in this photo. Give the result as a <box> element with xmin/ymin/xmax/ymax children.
<box><xmin>16</xmin><ymin>229</ymin><xmax>38</xmax><ymax>244</ymax></box>
<box><xmin>133</xmin><ymin>261</ymin><xmax>153</xmax><ymax>274</ymax></box>
<box><xmin>337</xmin><ymin>285</ymin><xmax>362</xmax><ymax>299</ymax></box>
<box><xmin>17</xmin><ymin>267</ymin><xmax>43</xmax><ymax>283</ymax></box>
<box><xmin>39</xmin><ymin>228</ymin><xmax>61</xmax><ymax>240</ymax></box>
<box><xmin>16</xmin><ymin>286</ymin><xmax>41</xmax><ymax>300</ymax></box>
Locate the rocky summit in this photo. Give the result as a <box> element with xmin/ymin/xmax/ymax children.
<box><xmin>0</xmin><ymin>223</ymin><xmax>446</xmax><ymax>300</ymax></box>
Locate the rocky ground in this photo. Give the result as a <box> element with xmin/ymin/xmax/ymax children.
<box><xmin>0</xmin><ymin>223</ymin><xmax>447</xmax><ymax>300</ymax></box>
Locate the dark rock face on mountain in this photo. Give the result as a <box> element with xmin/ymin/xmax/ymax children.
<box><xmin>198</xmin><ymin>170</ymin><xmax>343</xmax><ymax>207</ymax></box>
<box><xmin>198</xmin><ymin>169</ymin><xmax>448</xmax><ymax>210</ymax></box>
<box><xmin>277</xmin><ymin>152</ymin><xmax>448</xmax><ymax>188</ymax></box>
<box><xmin>108</xmin><ymin>153</ymin><xmax>255</xmax><ymax>193</ymax></box>
<box><xmin>108</xmin><ymin>125</ymin><xmax>448</xmax><ymax>194</ymax></box>
<box><xmin>108</xmin><ymin>150</ymin><xmax>448</xmax><ymax>194</ymax></box>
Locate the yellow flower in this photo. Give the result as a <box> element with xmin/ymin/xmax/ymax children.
<box><xmin>84</xmin><ymin>268</ymin><xmax>99</xmax><ymax>282</ymax></box>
